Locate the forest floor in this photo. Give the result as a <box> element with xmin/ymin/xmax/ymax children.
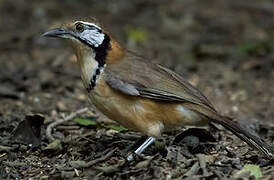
<box><xmin>0</xmin><ymin>0</ymin><xmax>274</xmax><ymax>179</ymax></box>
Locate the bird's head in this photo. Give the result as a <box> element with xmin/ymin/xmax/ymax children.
<box><xmin>43</xmin><ymin>21</ymin><xmax>124</xmax><ymax>66</ymax></box>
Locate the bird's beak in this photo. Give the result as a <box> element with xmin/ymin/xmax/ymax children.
<box><xmin>42</xmin><ymin>28</ymin><xmax>72</xmax><ymax>39</ymax></box>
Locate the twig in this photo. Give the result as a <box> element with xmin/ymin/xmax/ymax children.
<box><xmin>0</xmin><ymin>153</ymin><xmax>7</xmax><ymax>158</ymax></box>
<box><xmin>184</xmin><ymin>161</ymin><xmax>200</xmax><ymax>177</ymax></box>
<box><xmin>70</xmin><ymin>147</ymin><xmax>118</xmax><ymax>168</ymax></box>
<box><xmin>0</xmin><ymin>145</ymin><xmax>13</xmax><ymax>152</ymax></box>
<box><xmin>56</xmin><ymin>125</ymin><xmax>80</xmax><ymax>130</ymax></box>
<box><xmin>196</xmin><ymin>154</ymin><xmax>209</xmax><ymax>176</ymax></box>
<box><xmin>46</xmin><ymin>107</ymin><xmax>88</xmax><ymax>142</ymax></box>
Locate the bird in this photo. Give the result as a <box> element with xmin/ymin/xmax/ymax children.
<box><xmin>43</xmin><ymin>20</ymin><xmax>274</xmax><ymax>160</ymax></box>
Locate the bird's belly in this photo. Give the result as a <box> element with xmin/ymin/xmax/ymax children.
<box><xmin>88</xmin><ymin>86</ymin><xmax>164</xmax><ymax>137</ymax></box>
<box><xmin>88</xmin><ymin>78</ymin><xmax>209</xmax><ymax>137</ymax></box>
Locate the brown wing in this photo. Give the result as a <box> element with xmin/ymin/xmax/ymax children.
<box><xmin>105</xmin><ymin>51</ymin><xmax>274</xmax><ymax>158</ymax></box>
<box><xmin>105</xmin><ymin>51</ymin><xmax>216</xmax><ymax>111</ymax></box>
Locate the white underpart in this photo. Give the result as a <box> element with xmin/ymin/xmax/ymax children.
<box><xmin>176</xmin><ymin>105</ymin><xmax>202</xmax><ymax>124</ymax></box>
<box><xmin>133</xmin><ymin>102</ymin><xmax>145</xmax><ymax>113</ymax></box>
<box><xmin>148</xmin><ymin>122</ymin><xmax>164</xmax><ymax>137</ymax></box>
<box><xmin>92</xmin><ymin>64</ymin><xmax>106</xmax><ymax>82</ymax></box>
<box><xmin>79</xmin><ymin>52</ymin><xmax>105</xmax><ymax>89</ymax></box>
<box><xmin>81</xmin><ymin>53</ymin><xmax>97</xmax><ymax>83</ymax></box>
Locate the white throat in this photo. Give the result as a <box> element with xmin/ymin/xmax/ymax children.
<box><xmin>77</xmin><ymin>52</ymin><xmax>105</xmax><ymax>92</ymax></box>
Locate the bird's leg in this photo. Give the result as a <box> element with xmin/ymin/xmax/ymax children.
<box><xmin>127</xmin><ymin>137</ymin><xmax>155</xmax><ymax>161</ymax></box>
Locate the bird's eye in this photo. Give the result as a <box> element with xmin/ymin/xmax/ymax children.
<box><xmin>75</xmin><ymin>23</ymin><xmax>84</xmax><ymax>32</ymax></box>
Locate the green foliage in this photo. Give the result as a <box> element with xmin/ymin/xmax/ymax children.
<box><xmin>74</xmin><ymin>117</ymin><xmax>127</xmax><ymax>132</ymax></box>
<box><xmin>237</xmin><ymin>164</ymin><xmax>263</xmax><ymax>179</ymax></box>
<box><xmin>104</xmin><ymin>124</ymin><xmax>127</xmax><ymax>132</ymax></box>
<box><xmin>74</xmin><ymin>118</ymin><xmax>97</xmax><ymax>126</ymax></box>
<box><xmin>127</xmin><ymin>28</ymin><xmax>148</xmax><ymax>43</ymax></box>
<box><xmin>236</xmin><ymin>41</ymin><xmax>269</xmax><ymax>57</ymax></box>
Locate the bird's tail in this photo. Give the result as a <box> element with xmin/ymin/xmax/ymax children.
<box><xmin>212</xmin><ymin>115</ymin><xmax>274</xmax><ymax>159</ymax></box>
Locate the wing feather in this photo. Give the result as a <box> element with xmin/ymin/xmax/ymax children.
<box><xmin>104</xmin><ymin>51</ymin><xmax>216</xmax><ymax>111</ymax></box>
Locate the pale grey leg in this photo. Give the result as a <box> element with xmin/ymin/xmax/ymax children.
<box><xmin>127</xmin><ymin>137</ymin><xmax>155</xmax><ymax>161</ymax></box>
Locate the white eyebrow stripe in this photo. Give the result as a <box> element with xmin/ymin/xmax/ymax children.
<box><xmin>75</xmin><ymin>21</ymin><xmax>101</xmax><ymax>30</ymax></box>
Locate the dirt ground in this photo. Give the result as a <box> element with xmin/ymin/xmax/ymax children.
<box><xmin>1</xmin><ymin>0</ymin><xmax>274</xmax><ymax>179</ymax></box>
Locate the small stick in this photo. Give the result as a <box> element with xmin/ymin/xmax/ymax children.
<box><xmin>46</xmin><ymin>107</ymin><xmax>88</xmax><ymax>142</ymax></box>
<box><xmin>196</xmin><ymin>154</ymin><xmax>209</xmax><ymax>176</ymax></box>
<box><xmin>85</xmin><ymin>147</ymin><xmax>118</xmax><ymax>167</ymax></box>
<box><xmin>70</xmin><ymin>147</ymin><xmax>118</xmax><ymax>168</ymax></box>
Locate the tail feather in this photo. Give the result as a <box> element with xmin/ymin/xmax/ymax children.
<box><xmin>212</xmin><ymin>116</ymin><xmax>274</xmax><ymax>159</ymax></box>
